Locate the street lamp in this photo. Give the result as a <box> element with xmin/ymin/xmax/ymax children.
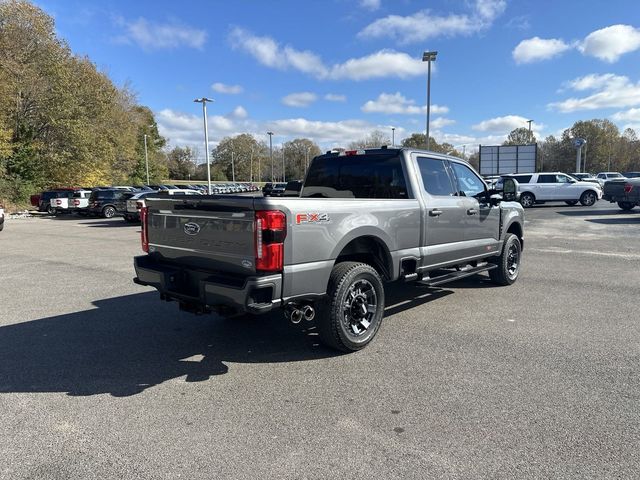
<box><xmin>282</xmin><ymin>143</ymin><xmax>286</xmax><ymax>182</ymax></box>
<box><xmin>422</xmin><ymin>50</ymin><xmax>437</xmax><ymax>151</ymax></box>
<box><xmin>143</xmin><ymin>134</ymin><xmax>150</xmax><ymax>184</ymax></box>
<box><xmin>194</xmin><ymin>97</ymin><xmax>214</xmax><ymax>193</ymax></box>
<box><xmin>391</xmin><ymin>127</ymin><xmax>395</xmax><ymax>146</ymax></box>
<box><xmin>527</xmin><ymin>119</ymin><xmax>534</xmax><ymax>133</ymax></box>
<box><xmin>267</xmin><ymin>131</ymin><xmax>274</xmax><ymax>182</ymax></box>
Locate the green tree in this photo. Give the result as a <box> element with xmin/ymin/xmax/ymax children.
<box><xmin>212</xmin><ymin>134</ymin><xmax>266</xmax><ymax>182</ymax></box>
<box><xmin>283</xmin><ymin>138</ymin><xmax>321</xmax><ymax>180</ymax></box>
<box><xmin>166</xmin><ymin>146</ymin><xmax>197</xmax><ymax>180</ymax></box>
<box><xmin>348</xmin><ymin>130</ymin><xmax>390</xmax><ymax>149</ymax></box>
<box><xmin>503</xmin><ymin>127</ymin><xmax>536</xmax><ymax>146</ymax></box>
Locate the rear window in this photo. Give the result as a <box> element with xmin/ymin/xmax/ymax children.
<box><xmin>302</xmin><ymin>153</ymin><xmax>408</xmax><ymax>199</ymax></box>
<box><xmin>513</xmin><ymin>175</ymin><xmax>532</xmax><ymax>183</ymax></box>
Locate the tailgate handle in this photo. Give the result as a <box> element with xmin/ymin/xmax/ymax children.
<box><xmin>429</xmin><ymin>209</ymin><xmax>443</xmax><ymax>217</ymax></box>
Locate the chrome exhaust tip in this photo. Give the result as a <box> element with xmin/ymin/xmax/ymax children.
<box><xmin>302</xmin><ymin>305</ymin><xmax>315</xmax><ymax>322</ymax></box>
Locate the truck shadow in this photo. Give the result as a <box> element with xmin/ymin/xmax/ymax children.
<box><xmin>0</xmin><ymin>292</ymin><xmax>337</xmax><ymax>398</ymax></box>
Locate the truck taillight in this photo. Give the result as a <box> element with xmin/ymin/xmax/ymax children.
<box><xmin>55</xmin><ymin>199</ymin><xmax>62</xmax><ymax>205</ymax></box>
<box><xmin>73</xmin><ymin>199</ymin><xmax>80</xmax><ymax>206</ymax></box>
<box><xmin>140</xmin><ymin>206</ymin><xmax>149</xmax><ymax>253</ymax></box>
<box><xmin>136</xmin><ymin>200</ymin><xmax>144</xmax><ymax>210</ymax></box>
<box><xmin>255</xmin><ymin>210</ymin><xmax>286</xmax><ymax>272</ymax></box>
<box><xmin>624</xmin><ymin>183</ymin><xmax>633</xmax><ymax>193</ymax></box>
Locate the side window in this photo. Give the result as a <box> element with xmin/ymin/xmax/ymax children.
<box><xmin>514</xmin><ymin>175</ymin><xmax>532</xmax><ymax>184</ymax></box>
<box><xmin>537</xmin><ymin>174</ymin><xmax>557</xmax><ymax>183</ymax></box>
<box><xmin>416</xmin><ymin>157</ymin><xmax>456</xmax><ymax>196</ymax></box>
<box><xmin>450</xmin><ymin>162</ymin><xmax>485</xmax><ymax>198</ymax></box>
<box><xmin>556</xmin><ymin>174</ymin><xmax>571</xmax><ymax>183</ymax></box>
<box><xmin>597</xmin><ymin>173</ymin><xmax>605</xmax><ymax>179</ymax></box>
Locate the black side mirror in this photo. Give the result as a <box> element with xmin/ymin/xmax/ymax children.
<box><xmin>489</xmin><ymin>193</ymin><xmax>503</xmax><ymax>206</ymax></box>
<box><xmin>502</xmin><ymin>178</ymin><xmax>519</xmax><ymax>202</ymax></box>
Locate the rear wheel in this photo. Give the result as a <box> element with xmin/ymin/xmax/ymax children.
<box><xmin>565</xmin><ymin>200</ymin><xmax>578</xmax><ymax>206</ymax></box>
<box><xmin>580</xmin><ymin>190</ymin><xmax>597</xmax><ymax>206</ymax></box>
<box><xmin>102</xmin><ymin>205</ymin><xmax>116</xmax><ymax>218</ymax></box>
<box><xmin>317</xmin><ymin>262</ymin><xmax>385</xmax><ymax>352</ymax></box>
<box><xmin>47</xmin><ymin>205</ymin><xmax>56</xmax><ymax>215</ymax></box>
<box><xmin>618</xmin><ymin>201</ymin><xmax>635</xmax><ymax>211</ymax></box>
<box><xmin>489</xmin><ymin>233</ymin><xmax>521</xmax><ymax>286</ymax></box>
<box><xmin>519</xmin><ymin>192</ymin><xmax>535</xmax><ymax>208</ymax></box>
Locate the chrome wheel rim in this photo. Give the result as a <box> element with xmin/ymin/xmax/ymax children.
<box><xmin>584</xmin><ymin>192</ymin><xmax>595</xmax><ymax>205</ymax></box>
<box><xmin>507</xmin><ymin>243</ymin><xmax>519</xmax><ymax>278</ymax></box>
<box><xmin>342</xmin><ymin>279</ymin><xmax>377</xmax><ymax>337</ymax></box>
<box><xmin>521</xmin><ymin>194</ymin><xmax>533</xmax><ymax>207</ymax></box>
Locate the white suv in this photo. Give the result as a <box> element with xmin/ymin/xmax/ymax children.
<box><xmin>506</xmin><ymin>172</ymin><xmax>602</xmax><ymax>208</ymax></box>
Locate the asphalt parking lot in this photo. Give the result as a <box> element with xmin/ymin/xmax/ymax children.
<box><xmin>1</xmin><ymin>202</ymin><xmax>639</xmax><ymax>479</ymax></box>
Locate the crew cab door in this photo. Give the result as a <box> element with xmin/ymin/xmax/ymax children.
<box><xmin>535</xmin><ymin>173</ymin><xmax>558</xmax><ymax>200</ymax></box>
<box><xmin>449</xmin><ymin>161</ymin><xmax>501</xmax><ymax>255</ymax></box>
<box><xmin>414</xmin><ymin>156</ymin><xmax>467</xmax><ymax>267</ymax></box>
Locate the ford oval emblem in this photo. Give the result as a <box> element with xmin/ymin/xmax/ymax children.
<box><xmin>184</xmin><ymin>222</ymin><xmax>201</xmax><ymax>236</ymax></box>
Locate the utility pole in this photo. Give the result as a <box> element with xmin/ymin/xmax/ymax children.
<box><xmin>231</xmin><ymin>150</ymin><xmax>235</xmax><ymax>182</ymax></box>
<box><xmin>194</xmin><ymin>97</ymin><xmax>214</xmax><ymax>193</ymax></box>
<box><xmin>391</xmin><ymin>127</ymin><xmax>395</xmax><ymax>146</ymax></box>
<box><xmin>143</xmin><ymin>134</ymin><xmax>150</xmax><ymax>184</ymax></box>
<box><xmin>282</xmin><ymin>144</ymin><xmax>286</xmax><ymax>182</ymax></box>
<box><xmin>422</xmin><ymin>51</ymin><xmax>437</xmax><ymax>151</ymax></box>
<box><xmin>267</xmin><ymin>131</ymin><xmax>274</xmax><ymax>182</ymax></box>
<box><xmin>250</xmin><ymin>147</ymin><xmax>253</xmax><ymax>183</ymax></box>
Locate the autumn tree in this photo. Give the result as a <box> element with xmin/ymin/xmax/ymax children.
<box><xmin>503</xmin><ymin>127</ymin><xmax>536</xmax><ymax>146</ymax></box>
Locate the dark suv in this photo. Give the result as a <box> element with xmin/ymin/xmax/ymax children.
<box><xmin>87</xmin><ymin>189</ymin><xmax>132</xmax><ymax>218</ymax></box>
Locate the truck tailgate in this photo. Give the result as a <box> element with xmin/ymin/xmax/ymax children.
<box><xmin>603</xmin><ymin>180</ymin><xmax>627</xmax><ymax>198</ymax></box>
<box><xmin>146</xmin><ymin>196</ymin><xmax>257</xmax><ymax>275</ymax></box>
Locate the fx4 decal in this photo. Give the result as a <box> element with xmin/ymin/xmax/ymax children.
<box><xmin>296</xmin><ymin>213</ymin><xmax>330</xmax><ymax>224</ymax></box>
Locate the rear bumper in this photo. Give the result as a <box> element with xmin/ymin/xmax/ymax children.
<box><xmin>603</xmin><ymin>193</ymin><xmax>639</xmax><ymax>203</ymax></box>
<box><xmin>133</xmin><ymin>255</ymin><xmax>282</xmax><ymax>315</ymax></box>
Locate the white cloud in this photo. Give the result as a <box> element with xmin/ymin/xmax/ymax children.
<box><xmin>612</xmin><ymin>108</ymin><xmax>640</xmax><ymax>123</ymax></box>
<box><xmin>211</xmin><ymin>82</ymin><xmax>243</xmax><ymax>94</ymax></box>
<box><xmin>357</xmin><ymin>0</ymin><xmax>506</xmax><ymax>44</ymax></box>
<box><xmin>512</xmin><ymin>37</ymin><xmax>572</xmax><ymax>64</ymax></box>
<box><xmin>116</xmin><ymin>18</ymin><xmax>206</xmax><ymax>50</ymax></box>
<box><xmin>579</xmin><ymin>24</ymin><xmax>640</xmax><ymax>63</ymax></box>
<box><xmin>472</xmin><ymin>115</ymin><xmax>540</xmax><ymax>133</ymax></box>
<box><xmin>282</xmin><ymin>92</ymin><xmax>318</xmax><ymax>107</ymax></box>
<box><xmin>230</xmin><ymin>106</ymin><xmax>248</xmax><ymax>119</ymax></box>
<box><xmin>359</xmin><ymin>0</ymin><xmax>381</xmax><ymax>11</ymax></box>
<box><xmin>431</xmin><ymin>117</ymin><xmax>456</xmax><ymax>129</ymax></box>
<box><xmin>325</xmin><ymin>93</ymin><xmax>347</xmax><ymax>102</ymax></box>
<box><xmin>361</xmin><ymin>92</ymin><xmax>449</xmax><ymax>115</ymax></box>
<box><xmin>229</xmin><ymin>27</ymin><xmax>425</xmax><ymax>80</ymax></box>
<box><xmin>550</xmin><ymin>74</ymin><xmax>640</xmax><ymax>112</ymax></box>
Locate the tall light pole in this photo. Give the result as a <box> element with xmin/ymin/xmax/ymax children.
<box><xmin>231</xmin><ymin>150</ymin><xmax>235</xmax><ymax>182</ymax></box>
<box><xmin>267</xmin><ymin>131</ymin><xmax>274</xmax><ymax>182</ymax></box>
<box><xmin>282</xmin><ymin>144</ymin><xmax>286</xmax><ymax>182</ymax></box>
<box><xmin>194</xmin><ymin>97</ymin><xmax>214</xmax><ymax>193</ymax></box>
<box><xmin>250</xmin><ymin>147</ymin><xmax>253</xmax><ymax>183</ymax></box>
<box><xmin>143</xmin><ymin>134</ymin><xmax>150</xmax><ymax>184</ymax></box>
<box><xmin>527</xmin><ymin>119</ymin><xmax>533</xmax><ymax>133</ymax></box>
<box><xmin>422</xmin><ymin>50</ymin><xmax>437</xmax><ymax>151</ymax></box>
<box><xmin>305</xmin><ymin>146</ymin><xmax>310</xmax><ymax>174</ymax></box>
<box><xmin>391</xmin><ymin>127</ymin><xmax>395</xmax><ymax>146</ymax></box>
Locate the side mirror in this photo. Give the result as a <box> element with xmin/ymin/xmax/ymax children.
<box><xmin>502</xmin><ymin>177</ymin><xmax>519</xmax><ymax>202</ymax></box>
<box><xmin>489</xmin><ymin>193</ymin><xmax>503</xmax><ymax>206</ymax></box>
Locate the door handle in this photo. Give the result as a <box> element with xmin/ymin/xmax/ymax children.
<box><xmin>467</xmin><ymin>208</ymin><xmax>478</xmax><ymax>215</ymax></box>
<box><xmin>429</xmin><ymin>209</ymin><xmax>443</xmax><ymax>217</ymax></box>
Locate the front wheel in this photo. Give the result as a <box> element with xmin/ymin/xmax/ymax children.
<box><xmin>580</xmin><ymin>190</ymin><xmax>597</xmax><ymax>206</ymax></box>
<box><xmin>489</xmin><ymin>233</ymin><xmax>521</xmax><ymax>286</ymax></box>
<box><xmin>317</xmin><ymin>262</ymin><xmax>385</xmax><ymax>352</ymax></box>
<box><xmin>618</xmin><ymin>201</ymin><xmax>635</xmax><ymax>211</ymax></box>
<box><xmin>519</xmin><ymin>192</ymin><xmax>535</xmax><ymax>208</ymax></box>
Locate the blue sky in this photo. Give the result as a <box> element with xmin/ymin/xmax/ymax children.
<box><xmin>42</xmin><ymin>0</ymin><xmax>640</xmax><ymax>157</ymax></box>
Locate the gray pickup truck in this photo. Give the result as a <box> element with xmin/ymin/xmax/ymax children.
<box><xmin>134</xmin><ymin>147</ymin><xmax>524</xmax><ymax>351</ymax></box>
<box><xmin>603</xmin><ymin>178</ymin><xmax>640</xmax><ymax>210</ymax></box>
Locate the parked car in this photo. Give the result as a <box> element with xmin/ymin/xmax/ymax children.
<box><xmin>124</xmin><ymin>191</ymin><xmax>160</xmax><ymax>222</ymax></box>
<box><xmin>570</xmin><ymin>173</ymin><xmax>601</xmax><ymax>185</ymax></box>
<box><xmin>283</xmin><ymin>180</ymin><xmax>303</xmax><ymax>197</ymax></box>
<box><xmin>603</xmin><ymin>178</ymin><xmax>640</xmax><ymax>210</ymax></box>
<box><xmin>269</xmin><ymin>183</ymin><xmax>287</xmax><ymax>197</ymax></box>
<box><xmin>87</xmin><ymin>189</ymin><xmax>133</xmax><ymax>218</ymax></box>
<box><xmin>0</xmin><ymin>203</ymin><xmax>4</xmax><ymax>231</ymax></box>
<box><xmin>505</xmin><ymin>172</ymin><xmax>602</xmax><ymax>207</ymax></box>
<box><xmin>262</xmin><ymin>182</ymin><xmax>274</xmax><ymax>196</ymax></box>
<box><xmin>596</xmin><ymin>172</ymin><xmax>626</xmax><ymax>186</ymax></box>
<box><xmin>134</xmin><ymin>147</ymin><xmax>524</xmax><ymax>352</ymax></box>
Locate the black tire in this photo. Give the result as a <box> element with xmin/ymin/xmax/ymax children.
<box><xmin>489</xmin><ymin>233</ymin><xmax>521</xmax><ymax>286</ymax></box>
<box><xmin>565</xmin><ymin>200</ymin><xmax>578</xmax><ymax>206</ymax></box>
<box><xmin>47</xmin><ymin>205</ymin><xmax>56</xmax><ymax>215</ymax></box>
<box><xmin>519</xmin><ymin>192</ymin><xmax>535</xmax><ymax>208</ymax></box>
<box><xmin>580</xmin><ymin>190</ymin><xmax>597</xmax><ymax>206</ymax></box>
<box><xmin>102</xmin><ymin>205</ymin><xmax>116</xmax><ymax>218</ymax></box>
<box><xmin>0</xmin><ymin>222</ymin><xmax>4</xmax><ymax>231</ymax></box>
<box><xmin>317</xmin><ymin>262</ymin><xmax>385</xmax><ymax>352</ymax></box>
<box><xmin>618</xmin><ymin>201</ymin><xmax>635</xmax><ymax>211</ymax></box>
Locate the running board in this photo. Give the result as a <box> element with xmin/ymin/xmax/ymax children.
<box><xmin>418</xmin><ymin>264</ymin><xmax>497</xmax><ymax>287</ymax></box>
